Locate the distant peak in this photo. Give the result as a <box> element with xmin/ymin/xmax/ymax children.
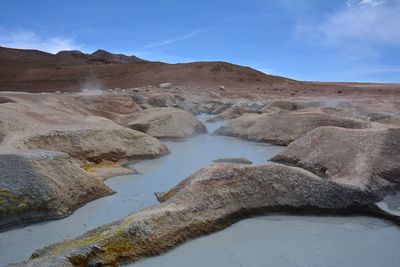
<box><xmin>91</xmin><ymin>49</ymin><xmax>144</xmax><ymax>63</ymax></box>
<box><xmin>56</xmin><ymin>50</ymin><xmax>84</xmax><ymax>55</ymax></box>
<box><xmin>91</xmin><ymin>49</ymin><xmax>111</xmax><ymax>55</ymax></box>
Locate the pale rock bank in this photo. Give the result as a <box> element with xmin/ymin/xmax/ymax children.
<box><xmin>272</xmin><ymin>126</ymin><xmax>400</xmax><ymax>195</ymax></box>
<box><xmin>215</xmin><ymin>112</ymin><xmax>368</xmax><ymax>145</ymax></box>
<box><xmin>128</xmin><ymin>107</ymin><xmax>207</xmax><ymax>139</ymax></box>
<box><xmin>0</xmin><ymin>150</ymin><xmax>112</xmax><ymax>230</ymax></box>
<box><xmin>9</xmin><ymin>163</ymin><xmax>395</xmax><ymax>267</ymax></box>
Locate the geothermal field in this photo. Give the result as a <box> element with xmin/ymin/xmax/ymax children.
<box><xmin>0</xmin><ymin>45</ymin><xmax>399</xmax><ymax>266</ymax></box>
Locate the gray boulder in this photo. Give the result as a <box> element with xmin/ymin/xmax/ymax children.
<box><xmin>159</xmin><ymin>83</ymin><xmax>173</xmax><ymax>89</ymax></box>
<box><xmin>0</xmin><ymin>150</ymin><xmax>112</xmax><ymax>230</ymax></box>
<box><xmin>128</xmin><ymin>108</ymin><xmax>207</xmax><ymax>139</ymax></box>
<box><xmin>272</xmin><ymin>126</ymin><xmax>400</xmax><ymax>195</ymax></box>
<box><xmin>213</xmin><ymin>157</ymin><xmax>253</xmax><ymax>164</ymax></box>
<box><xmin>215</xmin><ymin>112</ymin><xmax>368</xmax><ymax>145</ymax></box>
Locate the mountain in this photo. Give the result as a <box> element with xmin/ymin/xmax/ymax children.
<box><xmin>0</xmin><ymin>46</ymin><xmax>294</xmax><ymax>92</ymax></box>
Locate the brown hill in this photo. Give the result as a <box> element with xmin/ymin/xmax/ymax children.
<box><xmin>0</xmin><ymin>46</ymin><xmax>399</xmax><ymax>95</ymax></box>
<box><xmin>0</xmin><ymin>46</ymin><xmax>293</xmax><ymax>92</ymax></box>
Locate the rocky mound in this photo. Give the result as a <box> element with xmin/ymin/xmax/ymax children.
<box><xmin>11</xmin><ymin>163</ymin><xmax>392</xmax><ymax>267</ymax></box>
<box><xmin>0</xmin><ymin>150</ymin><xmax>112</xmax><ymax>231</ymax></box>
<box><xmin>0</xmin><ymin>121</ymin><xmax>4</xmax><ymax>144</ymax></box>
<box><xmin>0</xmin><ymin>93</ymin><xmax>169</xmax><ymax>163</ymax></box>
<box><xmin>57</xmin><ymin>94</ymin><xmax>143</xmax><ymax>125</ymax></box>
<box><xmin>199</xmin><ymin>100</ymin><xmax>232</xmax><ymax>114</ymax></box>
<box><xmin>90</xmin><ymin>49</ymin><xmax>144</xmax><ymax>64</ymax></box>
<box><xmin>331</xmin><ymin>107</ymin><xmax>391</xmax><ymax>122</ymax></box>
<box><xmin>214</xmin><ymin>112</ymin><xmax>368</xmax><ymax>145</ymax></box>
<box><xmin>207</xmin><ymin>100</ymin><xmax>267</xmax><ymax>121</ymax></box>
<box><xmin>377</xmin><ymin>116</ymin><xmax>400</xmax><ymax>126</ymax></box>
<box><xmin>0</xmin><ymin>96</ymin><xmax>16</xmax><ymax>104</ymax></box>
<box><xmin>213</xmin><ymin>157</ymin><xmax>253</xmax><ymax>164</ymax></box>
<box><xmin>0</xmin><ymin>92</ymin><xmax>170</xmax><ymax>231</ymax></box>
<box><xmin>261</xmin><ymin>100</ymin><xmax>323</xmax><ymax>112</ymax></box>
<box><xmin>128</xmin><ymin>107</ymin><xmax>207</xmax><ymax>139</ymax></box>
<box><xmin>272</xmin><ymin>126</ymin><xmax>400</xmax><ymax>195</ymax></box>
<box><xmin>132</xmin><ymin>93</ymin><xmax>204</xmax><ymax>115</ymax></box>
<box><xmin>18</xmin><ymin>126</ymin><xmax>169</xmax><ymax>163</ymax></box>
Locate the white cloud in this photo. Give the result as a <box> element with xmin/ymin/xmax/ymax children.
<box><xmin>128</xmin><ymin>30</ymin><xmax>204</xmax><ymax>63</ymax></box>
<box><xmin>320</xmin><ymin>0</ymin><xmax>400</xmax><ymax>46</ymax></box>
<box><xmin>131</xmin><ymin>49</ymin><xmax>197</xmax><ymax>64</ymax></box>
<box><xmin>141</xmin><ymin>30</ymin><xmax>203</xmax><ymax>50</ymax></box>
<box><xmin>347</xmin><ymin>0</ymin><xmax>386</xmax><ymax>7</ymax></box>
<box><xmin>0</xmin><ymin>30</ymin><xmax>82</xmax><ymax>54</ymax></box>
<box><xmin>297</xmin><ymin>0</ymin><xmax>400</xmax><ymax>48</ymax></box>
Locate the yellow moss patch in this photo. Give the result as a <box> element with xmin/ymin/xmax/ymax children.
<box><xmin>157</xmin><ymin>188</ymin><xmax>178</xmax><ymax>202</ymax></box>
<box><xmin>81</xmin><ymin>159</ymin><xmax>136</xmax><ymax>180</ymax></box>
<box><xmin>48</xmin><ymin>230</ymin><xmax>114</xmax><ymax>256</ymax></box>
<box><xmin>102</xmin><ymin>238</ymin><xmax>137</xmax><ymax>265</ymax></box>
<box><xmin>0</xmin><ymin>189</ymin><xmax>18</xmax><ymax>200</ymax></box>
<box><xmin>80</xmin><ymin>160</ymin><xmax>127</xmax><ymax>172</ymax></box>
<box><xmin>0</xmin><ymin>189</ymin><xmax>34</xmax><ymax>217</ymax></box>
<box><xmin>0</xmin><ymin>189</ymin><xmax>18</xmax><ymax>206</ymax></box>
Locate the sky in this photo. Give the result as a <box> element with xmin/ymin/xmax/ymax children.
<box><xmin>0</xmin><ymin>0</ymin><xmax>399</xmax><ymax>82</ymax></box>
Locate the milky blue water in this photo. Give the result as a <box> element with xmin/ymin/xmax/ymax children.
<box><xmin>0</xmin><ymin>115</ymin><xmax>282</xmax><ymax>266</ymax></box>
<box><xmin>2</xmin><ymin>115</ymin><xmax>399</xmax><ymax>267</ymax></box>
<box><xmin>132</xmin><ymin>215</ymin><xmax>400</xmax><ymax>267</ymax></box>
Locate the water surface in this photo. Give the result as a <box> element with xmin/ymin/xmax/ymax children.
<box><xmin>132</xmin><ymin>216</ymin><xmax>400</xmax><ymax>267</ymax></box>
<box><xmin>2</xmin><ymin>115</ymin><xmax>399</xmax><ymax>267</ymax></box>
<box><xmin>0</xmin><ymin>115</ymin><xmax>282</xmax><ymax>266</ymax></box>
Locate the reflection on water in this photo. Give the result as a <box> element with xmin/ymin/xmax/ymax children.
<box><xmin>376</xmin><ymin>192</ymin><xmax>400</xmax><ymax>216</ymax></box>
<box><xmin>132</xmin><ymin>216</ymin><xmax>400</xmax><ymax>267</ymax></box>
<box><xmin>0</xmin><ymin>114</ymin><xmax>282</xmax><ymax>266</ymax></box>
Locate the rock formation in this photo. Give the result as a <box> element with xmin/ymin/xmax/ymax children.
<box><xmin>0</xmin><ymin>150</ymin><xmax>112</xmax><ymax>231</ymax></box>
<box><xmin>331</xmin><ymin>107</ymin><xmax>391</xmax><ymax>122</ymax></box>
<box><xmin>272</xmin><ymin>126</ymin><xmax>400</xmax><ymax>195</ymax></box>
<box><xmin>199</xmin><ymin>100</ymin><xmax>232</xmax><ymax>114</ymax></box>
<box><xmin>19</xmin><ymin>126</ymin><xmax>169</xmax><ymax>163</ymax></box>
<box><xmin>213</xmin><ymin>157</ymin><xmax>253</xmax><ymax>164</ymax></box>
<box><xmin>0</xmin><ymin>92</ymin><xmax>169</xmax><ymax>163</ymax></box>
<box><xmin>261</xmin><ymin>100</ymin><xmax>323</xmax><ymax>112</ymax></box>
<box><xmin>10</xmin><ymin>163</ymin><xmax>394</xmax><ymax>267</ymax></box>
<box><xmin>0</xmin><ymin>92</ymin><xmax>169</xmax><ymax>230</ymax></box>
<box><xmin>207</xmin><ymin>100</ymin><xmax>267</xmax><ymax>121</ymax></box>
<box><xmin>214</xmin><ymin>112</ymin><xmax>368</xmax><ymax>145</ymax></box>
<box><xmin>159</xmin><ymin>83</ymin><xmax>173</xmax><ymax>89</ymax></box>
<box><xmin>55</xmin><ymin>93</ymin><xmax>143</xmax><ymax>125</ymax></box>
<box><xmin>128</xmin><ymin>107</ymin><xmax>207</xmax><ymax>139</ymax></box>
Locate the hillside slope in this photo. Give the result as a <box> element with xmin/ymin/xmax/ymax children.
<box><xmin>0</xmin><ymin>46</ymin><xmax>293</xmax><ymax>92</ymax></box>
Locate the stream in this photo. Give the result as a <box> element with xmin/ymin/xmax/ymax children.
<box><xmin>1</xmin><ymin>115</ymin><xmax>400</xmax><ymax>266</ymax></box>
<box><xmin>0</xmin><ymin>115</ymin><xmax>282</xmax><ymax>266</ymax></box>
<box><xmin>133</xmin><ymin>215</ymin><xmax>400</xmax><ymax>267</ymax></box>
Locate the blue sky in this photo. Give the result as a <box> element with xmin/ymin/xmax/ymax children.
<box><xmin>0</xmin><ymin>0</ymin><xmax>399</xmax><ymax>82</ymax></box>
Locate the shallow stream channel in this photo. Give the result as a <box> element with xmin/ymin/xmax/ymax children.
<box><xmin>1</xmin><ymin>114</ymin><xmax>400</xmax><ymax>266</ymax></box>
